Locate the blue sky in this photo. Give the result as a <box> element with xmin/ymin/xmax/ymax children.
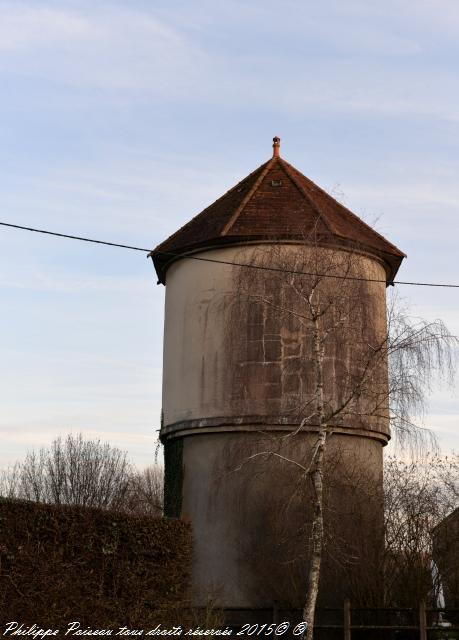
<box><xmin>0</xmin><ymin>0</ymin><xmax>458</xmax><ymax>467</ymax></box>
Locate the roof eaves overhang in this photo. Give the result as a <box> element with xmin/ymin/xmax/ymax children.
<box><xmin>149</xmin><ymin>236</ymin><xmax>405</xmax><ymax>286</ymax></box>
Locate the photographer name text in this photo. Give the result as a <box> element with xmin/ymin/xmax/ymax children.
<box><xmin>2</xmin><ymin>621</ymin><xmax>308</xmax><ymax>638</ymax></box>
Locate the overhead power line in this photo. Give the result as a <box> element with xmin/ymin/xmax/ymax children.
<box><xmin>1</xmin><ymin>220</ymin><xmax>459</xmax><ymax>289</ymax></box>
<box><xmin>0</xmin><ymin>221</ymin><xmax>151</xmax><ymax>253</ymax></box>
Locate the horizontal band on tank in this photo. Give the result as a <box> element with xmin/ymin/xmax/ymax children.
<box><xmin>160</xmin><ymin>416</ymin><xmax>390</xmax><ymax>445</ymax></box>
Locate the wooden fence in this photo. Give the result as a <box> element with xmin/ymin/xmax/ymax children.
<box><xmin>219</xmin><ymin>602</ymin><xmax>459</xmax><ymax>638</ymax></box>
<box><xmin>343</xmin><ymin>600</ymin><xmax>459</xmax><ymax>638</ymax></box>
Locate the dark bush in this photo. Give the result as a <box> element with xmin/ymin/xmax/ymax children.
<box><xmin>0</xmin><ymin>497</ymin><xmax>192</xmax><ymax>628</ymax></box>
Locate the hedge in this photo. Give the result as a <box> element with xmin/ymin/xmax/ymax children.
<box><xmin>0</xmin><ymin>498</ymin><xmax>192</xmax><ymax>628</ymax></box>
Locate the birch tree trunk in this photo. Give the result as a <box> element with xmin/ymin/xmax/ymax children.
<box><xmin>303</xmin><ymin>318</ymin><xmax>328</xmax><ymax>640</ymax></box>
<box><xmin>303</xmin><ymin>430</ymin><xmax>326</xmax><ymax>639</ymax></box>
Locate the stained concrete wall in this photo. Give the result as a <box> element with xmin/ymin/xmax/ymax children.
<box><xmin>180</xmin><ymin>430</ymin><xmax>384</xmax><ymax>607</ymax></box>
<box><xmin>162</xmin><ymin>244</ymin><xmax>389</xmax><ymax>439</ymax></box>
<box><xmin>160</xmin><ymin>243</ymin><xmax>390</xmax><ymax>607</ymax></box>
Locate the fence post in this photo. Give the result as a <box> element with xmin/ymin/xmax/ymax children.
<box><xmin>419</xmin><ymin>600</ymin><xmax>427</xmax><ymax>640</ymax></box>
<box><xmin>344</xmin><ymin>598</ymin><xmax>351</xmax><ymax>640</ymax></box>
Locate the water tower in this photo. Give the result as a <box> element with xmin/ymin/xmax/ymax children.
<box><xmin>150</xmin><ymin>138</ymin><xmax>405</xmax><ymax>610</ymax></box>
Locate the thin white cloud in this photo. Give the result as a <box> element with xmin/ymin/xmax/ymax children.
<box><xmin>0</xmin><ymin>426</ymin><xmax>160</xmax><ymax>469</ymax></box>
<box><xmin>0</xmin><ymin>4</ymin><xmax>205</xmax><ymax>94</ymax></box>
<box><xmin>427</xmin><ymin>414</ymin><xmax>459</xmax><ymax>434</ymax></box>
<box><xmin>0</xmin><ymin>149</ymin><xmax>239</xmax><ymax>248</ymax></box>
<box><xmin>0</xmin><ymin>270</ymin><xmax>153</xmax><ymax>294</ymax></box>
<box><xmin>0</xmin><ymin>6</ymin><xmax>100</xmax><ymax>51</ymax></box>
<box><xmin>222</xmin><ymin>1</ymin><xmax>422</xmax><ymax>55</ymax></box>
<box><xmin>0</xmin><ymin>1</ymin><xmax>458</xmax><ymax>123</ymax></box>
<box><xmin>347</xmin><ymin>184</ymin><xmax>459</xmax><ymax>209</ymax></box>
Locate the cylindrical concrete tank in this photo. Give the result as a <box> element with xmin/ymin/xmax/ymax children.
<box><xmin>151</xmin><ymin>139</ymin><xmax>405</xmax><ymax>609</ymax></box>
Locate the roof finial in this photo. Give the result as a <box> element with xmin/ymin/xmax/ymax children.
<box><xmin>272</xmin><ymin>136</ymin><xmax>281</xmax><ymax>157</ymax></box>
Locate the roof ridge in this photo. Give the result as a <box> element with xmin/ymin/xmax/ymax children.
<box><xmin>152</xmin><ymin>160</ymin><xmax>270</xmax><ymax>254</ymax></box>
<box><xmin>278</xmin><ymin>158</ymin><xmax>335</xmax><ymax>236</ymax></box>
<box><xmin>221</xmin><ymin>157</ymin><xmax>276</xmax><ymax>236</ymax></box>
<box><xmin>284</xmin><ymin>160</ymin><xmax>406</xmax><ymax>258</ymax></box>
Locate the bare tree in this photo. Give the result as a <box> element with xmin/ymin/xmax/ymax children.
<box><xmin>1</xmin><ymin>434</ymin><xmax>165</xmax><ymax>517</ymax></box>
<box><xmin>124</xmin><ymin>465</ymin><xmax>164</xmax><ymax>516</ymax></box>
<box><xmin>225</xmin><ymin>242</ymin><xmax>456</xmax><ymax>638</ymax></box>
<box><xmin>2</xmin><ymin>433</ymin><xmax>132</xmax><ymax>510</ymax></box>
<box><xmin>383</xmin><ymin>454</ymin><xmax>459</xmax><ymax>606</ymax></box>
<box><xmin>0</xmin><ymin>463</ymin><xmax>21</xmax><ymax>499</ymax></box>
<box><xmin>387</xmin><ymin>300</ymin><xmax>456</xmax><ymax>452</ymax></box>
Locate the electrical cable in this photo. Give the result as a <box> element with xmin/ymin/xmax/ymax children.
<box><xmin>1</xmin><ymin>220</ymin><xmax>458</xmax><ymax>289</ymax></box>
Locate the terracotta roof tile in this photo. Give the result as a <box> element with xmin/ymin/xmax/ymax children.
<box><xmin>151</xmin><ymin>147</ymin><xmax>405</xmax><ymax>284</ymax></box>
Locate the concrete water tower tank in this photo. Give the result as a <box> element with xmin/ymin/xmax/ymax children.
<box><xmin>150</xmin><ymin>138</ymin><xmax>405</xmax><ymax>611</ymax></box>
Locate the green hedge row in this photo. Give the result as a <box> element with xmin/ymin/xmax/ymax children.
<box><xmin>0</xmin><ymin>498</ymin><xmax>192</xmax><ymax>627</ymax></box>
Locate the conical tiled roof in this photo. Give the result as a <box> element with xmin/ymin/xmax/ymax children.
<box><xmin>151</xmin><ymin>139</ymin><xmax>405</xmax><ymax>284</ymax></box>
